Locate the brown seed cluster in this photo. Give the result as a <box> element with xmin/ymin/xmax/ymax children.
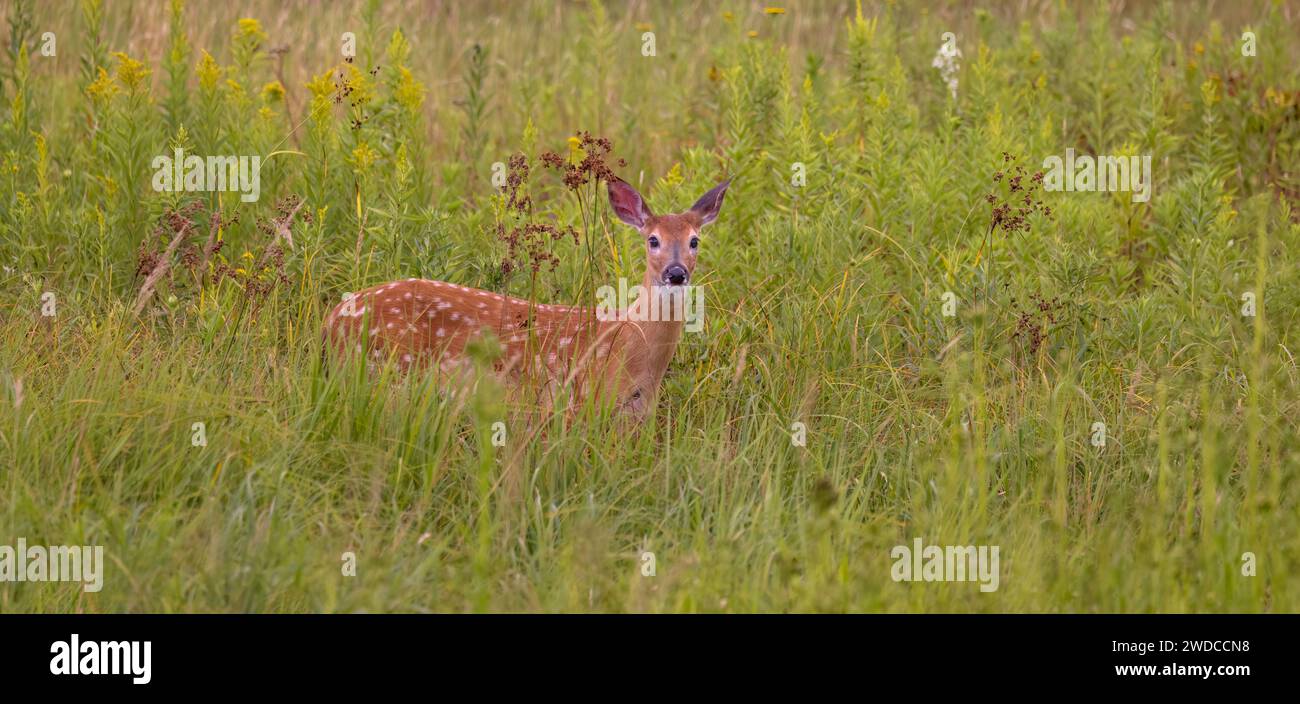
<box><xmin>334</xmin><ymin>59</ymin><xmax>380</xmax><ymax>130</ymax></box>
<box><xmin>134</xmin><ymin>195</ymin><xmax>304</xmax><ymax>317</ymax></box>
<box><xmin>496</xmin><ymin>152</ymin><xmax>578</xmax><ymax>276</ymax></box>
<box><xmin>986</xmin><ymin>151</ymin><xmax>1051</xmax><ymax>236</ymax></box>
<box><xmin>540</xmin><ymin>131</ymin><xmax>627</xmax><ymax>191</ymax></box>
<box><xmin>1010</xmin><ymin>292</ymin><xmax>1063</xmax><ymax>356</ymax></box>
<box><xmin>136</xmin><ymin>200</ymin><xmax>206</xmax><ymax>278</ymax></box>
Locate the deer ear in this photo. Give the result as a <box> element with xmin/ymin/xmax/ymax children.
<box><xmin>689</xmin><ymin>179</ymin><xmax>730</xmax><ymax>227</ymax></box>
<box><xmin>607</xmin><ymin>178</ymin><xmax>653</xmax><ymax>229</ymax></box>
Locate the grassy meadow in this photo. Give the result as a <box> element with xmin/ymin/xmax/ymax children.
<box><xmin>1</xmin><ymin>0</ymin><xmax>1299</xmax><ymax>612</ymax></box>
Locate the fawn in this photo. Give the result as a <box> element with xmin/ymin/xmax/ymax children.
<box><xmin>323</xmin><ymin>177</ymin><xmax>729</xmax><ymax>417</ymax></box>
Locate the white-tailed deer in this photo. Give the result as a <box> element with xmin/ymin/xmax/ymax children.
<box><xmin>323</xmin><ymin>177</ymin><xmax>729</xmax><ymax>417</ymax></box>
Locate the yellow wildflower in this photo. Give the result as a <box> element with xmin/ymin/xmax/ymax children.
<box><xmin>196</xmin><ymin>50</ymin><xmax>221</xmax><ymax>91</ymax></box>
<box><xmin>1264</xmin><ymin>86</ymin><xmax>1294</xmax><ymax>108</ymax></box>
<box><xmin>394</xmin><ymin>67</ymin><xmax>426</xmax><ymax>112</ymax></box>
<box><xmin>235</xmin><ymin>18</ymin><xmax>268</xmax><ymax>45</ymax></box>
<box><xmin>387</xmin><ymin>29</ymin><xmax>412</xmax><ymax>67</ymax></box>
<box><xmin>350</xmin><ymin>141</ymin><xmax>378</xmax><ymax>174</ymax></box>
<box><xmin>764</xmin><ymin>8</ymin><xmax>786</xmax><ymax>15</ymax></box>
<box><xmin>1201</xmin><ymin>75</ymin><xmax>1222</xmax><ymax>106</ymax></box>
<box><xmin>261</xmin><ymin>80</ymin><xmax>285</xmax><ymax>103</ymax></box>
<box><xmin>306</xmin><ymin>69</ymin><xmax>334</xmax><ymax>100</ymax></box>
<box><xmin>111</xmin><ymin>52</ymin><xmax>151</xmax><ymax>93</ymax></box>
<box><xmin>567</xmin><ymin>136</ymin><xmax>585</xmax><ymax>165</ymax></box>
<box><xmin>86</xmin><ymin>67</ymin><xmax>119</xmax><ymax>102</ymax></box>
<box><xmin>662</xmin><ymin>162</ymin><xmax>683</xmax><ymax>186</ymax></box>
<box><xmin>342</xmin><ymin>63</ymin><xmax>374</xmax><ymax>106</ymax></box>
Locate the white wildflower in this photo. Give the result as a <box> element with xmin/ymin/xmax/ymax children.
<box><xmin>932</xmin><ymin>42</ymin><xmax>962</xmax><ymax>100</ymax></box>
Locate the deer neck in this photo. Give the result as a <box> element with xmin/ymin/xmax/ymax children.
<box><xmin>592</xmin><ymin>270</ymin><xmax>686</xmax><ymax>397</ymax></box>
<box><xmin>631</xmin><ymin>270</ymin><xmax>686</xmax><ymax>388</ymax></box>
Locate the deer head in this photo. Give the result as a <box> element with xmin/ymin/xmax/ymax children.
<box><xmin>607</xmin><ymin>177</ymin><xmax>730</xmax><ymax>290</ymax></box>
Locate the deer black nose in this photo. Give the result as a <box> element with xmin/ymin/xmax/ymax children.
<box><xmin>664</xmin><ymin>265</ymin><xmax>688</xmax><ymax>286</ymax></box>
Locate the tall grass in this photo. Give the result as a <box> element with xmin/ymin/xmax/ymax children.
<box><xmin>0</xmin><ymin>0</ymin><xmax>1297</xmax><ymax>612</ymax></box>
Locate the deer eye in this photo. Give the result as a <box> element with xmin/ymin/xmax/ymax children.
<box><xmin>689</xmin><ymin>237</ymin><xmax>699</xmax><ymax>249</ymax></box>
<box><xmin>647</xmin><ymin>236</ymin><xmax>660</xmax><ymax>249</ymax></box>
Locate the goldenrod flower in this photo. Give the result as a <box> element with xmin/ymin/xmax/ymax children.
<box><xmin>387</xmin><ymin>29</ymin><xmax>412</xmax><ymax>67</ymax></box>
<box><xmin>394</xmin><ymin>67</ymin><xmax>426</xmax><ymax>112</ymax></box>
<box><xmin>350</xmin><ymin>141</ymin><xmax>379</xmax><ymax>174</ymax></box>
<box><xmin>306</xmin><ymin>69</ymin><xmax>334</xmax><ymax>100</ymax></box>
<box><xmin>111</xmin><ymin>52</ymin><xmax>151</xmax><ymax>93</ymax></box>
<box><xmin>235</xmin><ymin>18</ymin><xmax>268</xmax><ymax>45</ymax></box>
<box><xmin>566</xmin><ymin>136</ymin><xmax>586</xmax><ymax>165</ymax></box>
<box><xmin>342</xmin><ymin>63</ymin><xmax>374</xmax><ymax>105</ymax></box>
<box><xmin>1200</xmin><ymin>75</ymin><xmax>1222</xmax><ymax>106</ymax></box>
<box><xmin>764</xmin><ymin>8</ymin><xmax>786</xmax><ymax>15</ymax></box>
<box><xmin>663</xmin><ymin>162</ymin><xmax>683</xmax><ymax>186</ymax></box>
<box><xmin>86</xmin><ymin>67</ymin><xmax>119</xmax><ymax>102</ymax></box>
<box><xmin>1264</xmin><ymin>86</ymin><xmax>1294</xmax><ymax>108</ymax></box>
<box><xmin>196</xmin><ymin>50</ymin><xmax>221</xmax><ymax>91</ymax></box>
<box><xmin>261</xmin><ymin>80</ymin><xmax>285</xmax><ymax>103</ymax></box>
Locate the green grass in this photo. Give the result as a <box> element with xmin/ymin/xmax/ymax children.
<box><xmin>1</xmin><ymin>0</ymin><xmax>1298</xmax><ymax>612</ymax></box>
